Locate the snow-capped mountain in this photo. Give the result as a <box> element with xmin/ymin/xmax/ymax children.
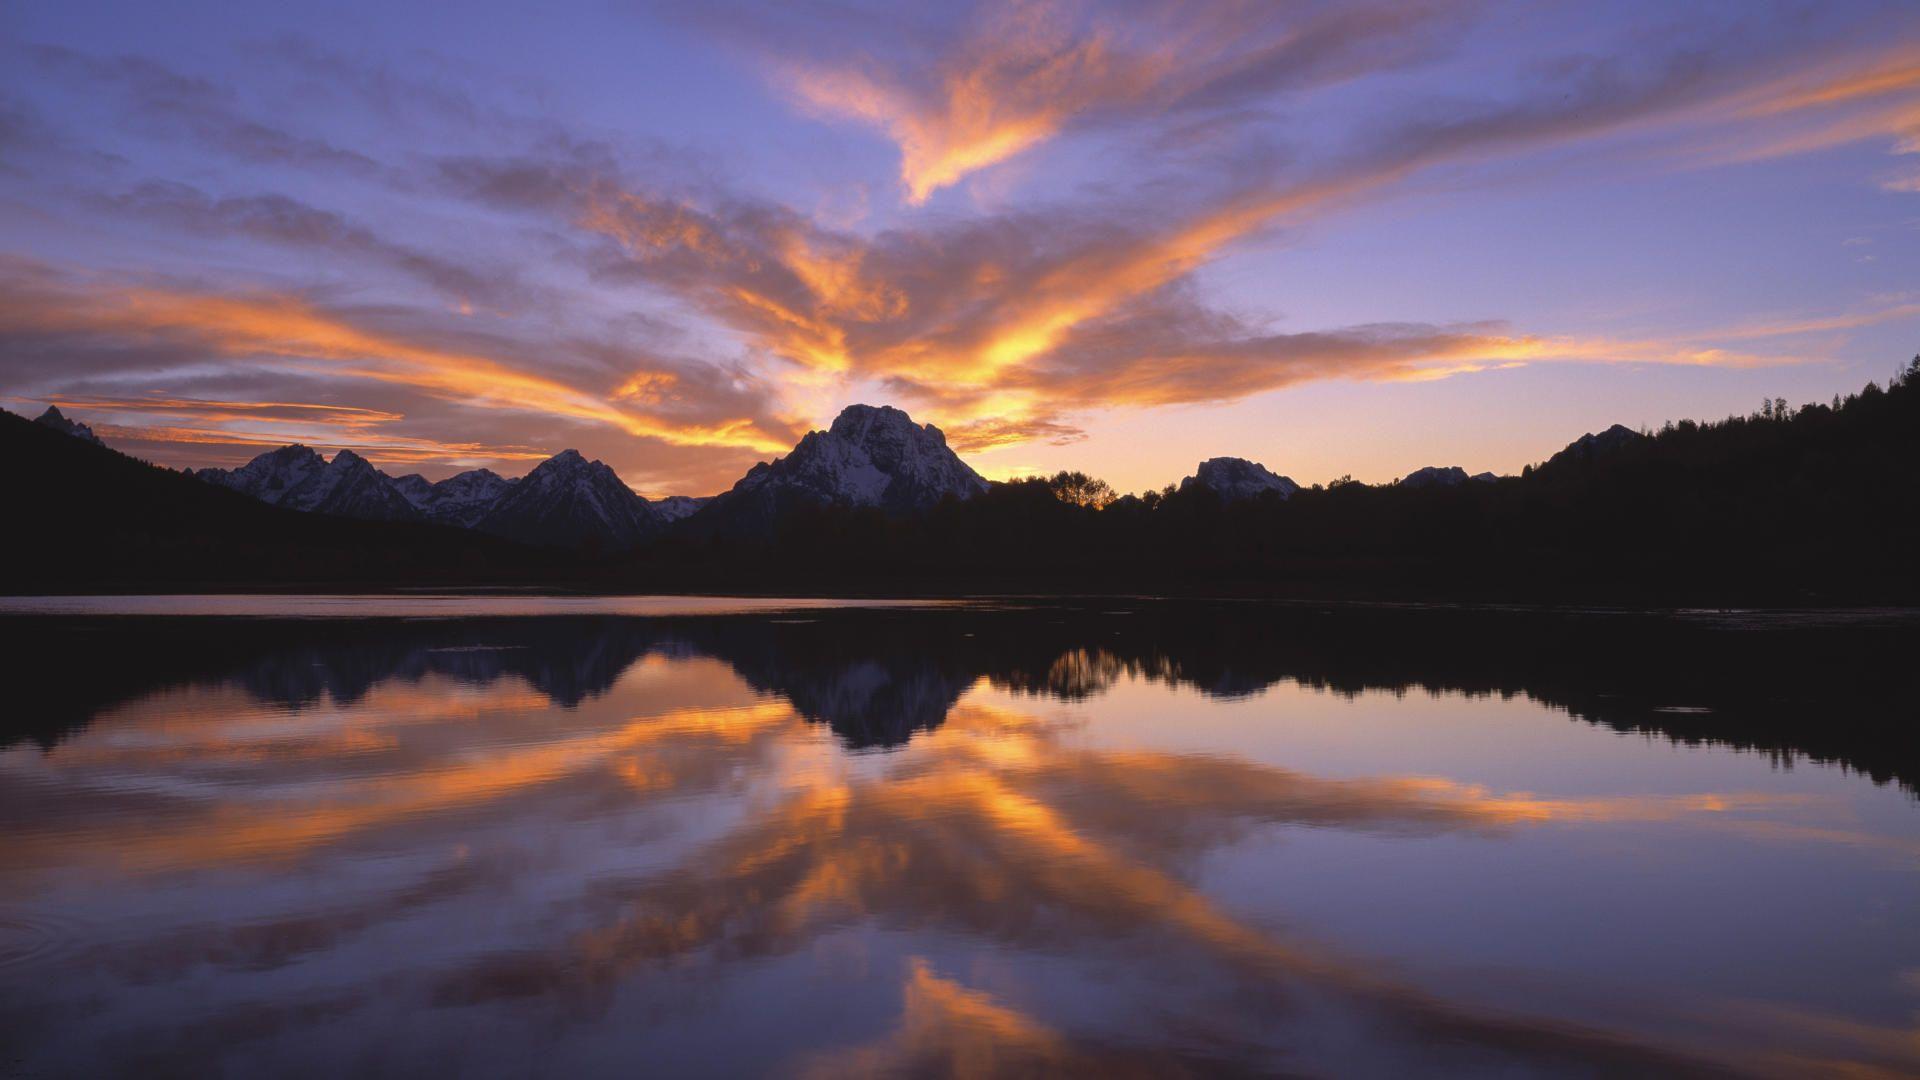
<box><xmin>196</xmin><ymin>446</ymin><xmax>329</xmax><ymax>506</ymax></box>
<box><xmin>1178</xmin><ymin>457</ymin><xmax>1299</xmax><ymax>501</ymax></box>
<box><xmin>199</xmin><ymin>447</ymin><xmax>421</xmax><ymax>522</ymax></box>
<box><xmin>34</xmin><ymin>406</ymin><xmax>103</xmax><ymax>445</ymax></box>
<box><xmin>651</xmin><ymin>495</ymin><xmax>712</xmax><ymax>523</ymax></box>
<box><xmin>692</xmin><ymin>404</ymin><xmax>987</xmax><ymax>535</ymax></box>
<box><xmin>475</xmin><ymin>449</ymin><xmax>662</xmax><ymax>551</ymax></box>
<box><xmin>193</xmin><ymin>442</ymin><xmax>663</xmax><ymax>543</ymax></box>
<box><xmin>392</xmin><ymin>468</ymin><xmax>516</xmax><ymax>528</ymax></box>
<box><xmin>290</xmin><ymin>450</ymin><xmax>424</xmax><ymax>521</ymax></box>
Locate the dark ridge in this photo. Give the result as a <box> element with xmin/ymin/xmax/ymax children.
<box><xmin>0</xmin><ymin>407</ymin><xmax>561</xmax><ymax>591</ymax></box>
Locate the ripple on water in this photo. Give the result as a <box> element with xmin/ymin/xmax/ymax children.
<box><xmin>0</xmin><ymin>909</ymin><xmax>86</xmax><ymax>973</ymax></box>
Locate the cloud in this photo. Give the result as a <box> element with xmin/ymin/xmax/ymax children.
<box><xmin>767</xmin><ymin>0</ymin><xmax>1457</xmax><ymax>203</ymax></box>
<box><xmin>428</xmin><ymin>17</ymin><xmax>1920</xmax><ymax>450</ymax></box>
<box><xmin>0</xmin><ymin>259</ymin><xmax>802</xmax><ymax>484</ymax></box>
<box><xmin>15</xmin><ymin>394</ymin><xmax>558</xmax><ymax>470</ymax></box>
<box><xmin>97</xmin><ymin>181</ymin><xmax>531</xmax><ymax>311</ymax></box>
<box><xmin>7</xmin><ymin>7</ymin><xmax>1919</xmax><ymax>485</ymax></box>
<box><xmin>28</xmin><ymin>46</ymin><xmax>383</xmax><ymax>176</ymax></box>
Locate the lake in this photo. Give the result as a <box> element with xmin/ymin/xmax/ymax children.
<box><xmin>1</xmin><ymin>597</ymin><xmax>1915</xmax><ymax>1077</ymax></box>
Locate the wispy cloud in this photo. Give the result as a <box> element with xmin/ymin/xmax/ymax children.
<box><xmin>0</xmin><ymin>260</ymin><xmax>802</xmax><ymax>481</ymax></box>
<box><xmin>96</xmin><ymin>181</ymin><xmax>531</xmax><ymax>312</ymax></box>
<box><xmin>30</xmin><ymin>45</ymin><xmax>384</xmax><ymax>176</ymax></box>
<box><xmin>428</xmin><ymin>22</ymin><xmax>1908</xmax><ymax>448</ymax></box>
<box><xmin>769</xmin><ymin>0</ymin><xmax>1454</xmax><ymax>203</ymax></box>
<box><xmin>4</xmin><ymin>4</ymin><xmax>1918</xmax><ymax>488</ymax></box>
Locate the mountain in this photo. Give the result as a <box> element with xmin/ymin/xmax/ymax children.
<box><xmin>196</xmin><ymin>445</ymin><xmax>328</xmax><ymax>505</ymax></box>
<box><xmin>475</xmin><ymin>449</ymin><xmax>662</xmax><ymax>551</ymax></box>
<box><xmin>390</xmin><ymin>473</ymin><xmax>435</xmax><ymax>504</ymax></box>
<box><xmin>1545</xmin><ymin>424</ymin><xmax>1644</xmax><ymax>470</ymax></box>
<box><xmin>1399</xmin><ymin>466</ymin><xmax>1468</xmax><ymax>489</ymax></box>
<box><xmin>198</xmin><ymin>446</ymin><xmax>420</xmax><ymax>522</ymax></box>
<box><xmin>192</xmin><ymin>442</ymin><xmax>660</xmax><ymax>544</ymax></box>
<box><xmin>0</xmin><ymin>407</ymin><xmax>547</xmax><ymax>590</ymax></box>
<box><xmin>34</xmin><ymin>406</ymin><xmax>103</xmax><ymax>445</ymax></box>
<box><xmin>283</xmin><ymin>449</ymin><xmax>421</xmax><ymax>522</ymax></box>
<box><xmin>393</xmin><ymin>468</ymin><xmax>516</xmax><ymax>528</ymax></box>
<box><xmin>1178</xmin><ymin>457</ymin><xmax>1299</xmax><ymax>501</ymax></box>
<box><xmin>1398</xmin><ymin>466</ymin><xmax>1496</xmax><ymax>489</ymax></box>
<box><xmin>689</xmin><ymin>404</ymin><xmax>987</xmax><ymax>536</ymax></box>
<box><xmin>652</xmin><ymin>495</ymin><xmax>712</xmax><ymax>523</ymax></box>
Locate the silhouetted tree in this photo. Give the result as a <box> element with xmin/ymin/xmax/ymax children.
<box><xmin>1042</xmin><ymin>470</ymin><xmax>1118</xmax><ymax>509</ymax></box>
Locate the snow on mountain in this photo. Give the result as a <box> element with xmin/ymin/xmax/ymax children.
<box><xmin>197</xmin><ymin>445</ymin><xmax>328</xmax><ymax>506</ymax></box>
<box><xmin>819</xmin><ymin>405</ymin><xmax>989</xmax><ymax>512</ymax></box>
<box><xmin>693</xmin><ymin>405</ymin><xmax>987</xmax><ymax>536</ymax></box>
<box><xmin>393</xmin><ymin>468</ymin><xmax>516</xmax><ymax>527</ymax></box>
<box><xmin>196</xmin><ymin>446</ymin><xmax>419</xmax><ymax>522</ymax></box>
<box><xmin>33</xmin><ymin>406</ymin><xmax>103</xmax><ymax>445</ymax></box>
<box><xmin>390</xmin><ymin>474</ymin><xmax>436</xmax><ymax>506</ymax></box>
<box><xmin>284</xmin><ymin>450</ymin><xmax>421</xmax><ymax>521</ymax></box>
<box><xmin>475</xmin><ymin>449</ymin><xmax>661</xmax><ymax>550</ymax></box>
<box><xmin>651</xmin><ymin>495</ymin><xmax>712</xmax><ymax>523</ymax></box>
<box><xmin>1178</xmin><ymin>457</ymin><xmax>1299</xmax><ymax>501</ymax></box>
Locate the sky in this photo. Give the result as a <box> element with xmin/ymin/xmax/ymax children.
<box><xmin>2</xmin><ymin>0</ymin><xmax>1917</xmax><ymax>497</ymax></box>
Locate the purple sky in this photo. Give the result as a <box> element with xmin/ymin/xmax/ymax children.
<box><xmin>3</xmin><ymin>0</ymin><xmax>1917</xmax><ymax>495</ymax></box>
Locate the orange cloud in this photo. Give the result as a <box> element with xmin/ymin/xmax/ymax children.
<box><xmin>775</xmin><ymin>0</ymin><xmax>1450</xmax><ymax>204</ymax></box>
<box><xmin>785</xmin><ymin>2</ymin><xmax>1160</xmax><ymax>204</ymax></box>
<box><xmin>0</xmin><ymin>271</ymin><xmax>797</xmax><ymax>458</ymax></box>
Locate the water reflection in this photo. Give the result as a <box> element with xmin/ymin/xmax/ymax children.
<box><xmin>1</xmin><ymin>602</ymin><xmax>1916</xmax><ymax>1077</ymax></box>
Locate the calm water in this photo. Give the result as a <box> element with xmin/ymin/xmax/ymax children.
<box><xmin>1</xmin><ymin>599</ymin><xmax>1915</xmax><ymax>1077</ymax></box>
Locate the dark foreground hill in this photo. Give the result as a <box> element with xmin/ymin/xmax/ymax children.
<box><xmin>0</xmin><ymin>409</ymin><xmax>558</xmax><ymax>591</ymax></box>
<box><xmin>636</xmin><ymin>359</ymin><xmax>1920</xmax><ymax>604</ymax></box>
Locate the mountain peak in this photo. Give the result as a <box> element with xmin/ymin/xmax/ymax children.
<box><xmin>1545</xmin><ymin>423</ymin><xmax>1646</xmax><ymax>471</ymax></box>
<box><xmin>691</xmin><ymin>403</ymin><xmax>986</xmax><ymax>536</ymax></box>
<box><xmin>194</xmin><ymin>443</ymin><xmax>416</xmax><ymax>522</ymax></box>
<box><xmin>829</xmin><ymin>403</ymin><xmax>932</xmax><ymax>440</ymax></box>
<box><xmin>1181</xmin><ymin>457</ymin><xmax>1298</xmax><ymax>501</ymax></box>
<box><xmin>1399</xmin><ymin>465</ymin><xmax>1470</xmax><ymax>489</ymax></box>
<box><xmin>477</xmin><ymin>450</ymin><xmax>658</xmax><ymax>550</ymax></box>
<box><xmin>34</xmin><ymin>406</ymin><xmax>104</xmax><ymax>445</ymax></box>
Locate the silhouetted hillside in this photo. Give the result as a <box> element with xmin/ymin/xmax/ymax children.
<box><xmin>633</xmin><ymin>359</ymin><xmax>1920</xmax><ymax>604</ymax></box>
<box><xmin>6</xmin><ymin>358</ymin><xmax>1918</xmax><ymax>602</ymax></box>
<box><xmin>0</xmin><ymin>408</ymin><xmax>558</xmax><ymax>591</ymax></box>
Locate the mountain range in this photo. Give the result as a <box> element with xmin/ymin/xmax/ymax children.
<box><xmin>173</xmin><ymin>403</ymin><xmax>1001</xmax><ymax>549</ymax></box>
<box><xmin>17</xmin><ymin>357</ymin><xmax>1916</xmax><ymax>606</ymax></box>
<box><xmin>29</xmin><ymin>400</ymin><xmax>1586</xmax><ymax>551</ymax></box>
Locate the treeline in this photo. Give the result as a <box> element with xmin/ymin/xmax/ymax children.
<box><xmin>7</xmin><ymin>357</ymin><xmax>1917</xmax><ymax>603</ymax></box>
<box><xmin>630</xmin><ymin>358</ymin><xmax>1920</xmax><ymax>603</ymax></box>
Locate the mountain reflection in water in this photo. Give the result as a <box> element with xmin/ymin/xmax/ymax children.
<box><xmin>1</xmin><ymin>601</ymin><xmax>1916</xmax><ymax>1077</ymax></box>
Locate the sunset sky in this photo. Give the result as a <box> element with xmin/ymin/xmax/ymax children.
<box><xmin>3</xmin><ymin>1</ymin><xmax>1918</xmax><ymax>497</ymax></box>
